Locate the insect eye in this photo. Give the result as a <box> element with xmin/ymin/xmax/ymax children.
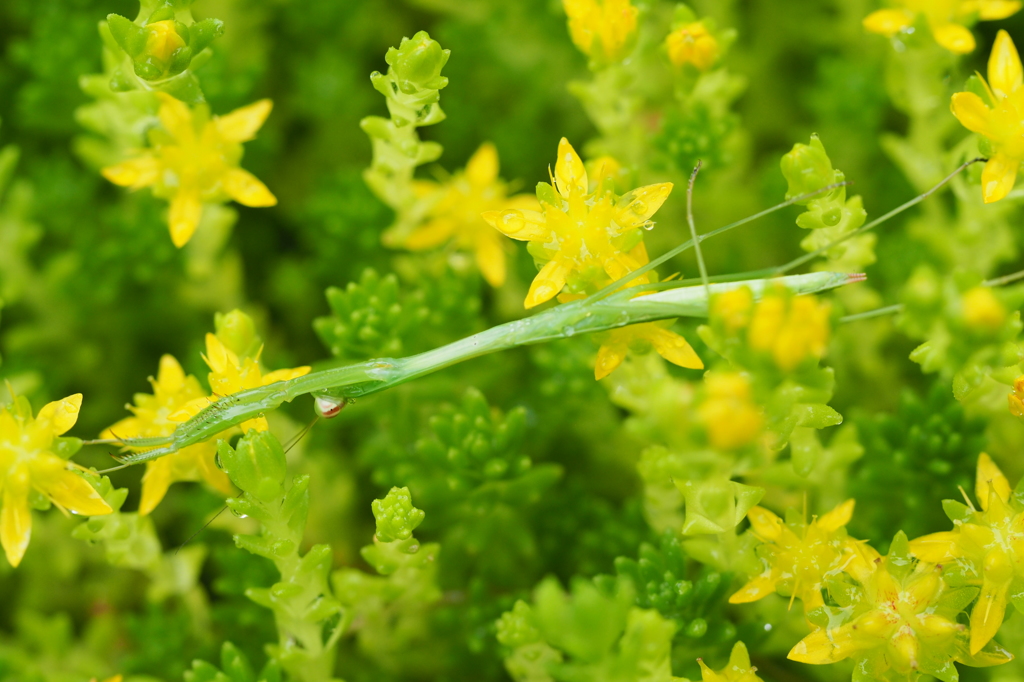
<box><xmin>314</xmin><ymin>395</ymin><xmax>347</xmax><ymax>418</ymax></box>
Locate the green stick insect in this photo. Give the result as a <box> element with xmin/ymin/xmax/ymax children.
<box><xmin>101</xmin><ymin>158</ymin><xmax>983</xmax><ymax>466</ymax></box>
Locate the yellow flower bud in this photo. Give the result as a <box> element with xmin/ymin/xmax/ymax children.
<box><xmin>962</xmin><ymin>286</ymin><xmax>1006</xmax><ymax>331</ymax></box>
<box><xmin>144</xmin><ymin>20</ymin><xmax>186</xmax><ymax>63</ymax></box>
<box><xmin>666</xmin><ymin>21</ymin><xmax>720</xmax><ymax>70</ymax></box>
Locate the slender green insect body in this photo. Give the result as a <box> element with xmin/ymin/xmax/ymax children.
<box><xmin>111</xmin><ymin>272</ymin><xmax>861</xmax><ymax>465</ymax></box>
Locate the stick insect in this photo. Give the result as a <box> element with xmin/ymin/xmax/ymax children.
<box><xmin>101</xmin><ymin>157</ymin><xmax>983</xmax><ymax>465</ymax></box>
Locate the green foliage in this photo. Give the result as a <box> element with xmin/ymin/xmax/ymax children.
<box><xmin>219</xmin><ymin>431</ymin><xmax>342</xmax><ymax>682</ymax></box>
<box><xmin>847</xmin><ymin>382</ymin><xmax>986</xmax><ymax>548</ymax></box>
<box><xmin>185</xmin><ymin>642</ymin><xmax>281</xmax><ymax>682</ymax></box>
<box><xmin>314</xmin><ymin>266</ymin><xmax>482</xmax><ymax>360</ymax></box>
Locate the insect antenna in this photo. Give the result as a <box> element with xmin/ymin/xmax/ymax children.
<box><xmin>175</xmin><ymin>505</ymin><xmax>228</xmax><ymax>555</ymax></box>
<box><xmin>283</xmin><ymin>416</ymin><xmax>320</xmax><ymax>454</ymax></box>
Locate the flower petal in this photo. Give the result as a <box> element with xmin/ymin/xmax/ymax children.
<box><xmin>970</xmin><ymin>577</ymin><xmax>1010</xmax><ymax>654</ymax></box>
<box><xmin>101</xmin><ymin>156</ymin><xmax>160</xmax><ymax>189</ymax></box>
<box><xmin>594</xmin><ymin>341</ymin><xmax>627</xmax><ymax>380</ymax></box>
<box><xmin>615</xmin><ymin>183</ymin><xmax>673</xmax><ymax>229</ymax></box>
<box><xmin>204</xmin><ymin>333</ymin><xmax>235</xmax><ymax>375</ymax></box>
<box><xmin>728</xmin><ymin>572</ymin><xmax>777</xmax><ymax>604</ymax></box>
<box><xmin>747</xmin><ymin>506</ymin><xmax>784</xmax><ymax>542</ymax></box>
<box><xmin>788</xmin><ymin>628</ymin><xmax>853</xmax><ymax>664</ymax></box>
<box><xmin>482</xmin><ymin>209</ymin><xmax>548</xmax><ymax>241</ymax></box>
<box><xmin>169</xmin><ymin>188</ymin><xmax>203</xmax><ymax>247</ymax></box>
<box><xmin>405</xmin><ymin>218</ymin><xmax>457</xmax><ymax>250</ymax></box>
<box><xmin>474</xmin><ymin>233</ymin><xmax>507</xmax><ymax>287</ymax></box>
<box><xmin>261</xmin><ymin>366</ymin><xmax>311</xmax><ymax>385</ymax></box>
<box><xmin>216</xmin><ymin>99</ymin><xmax>273</xmax><ymax>143</ymax></box>
<box><xmin>36</xmin><ymin>394</ymin><xmax>82</xmax><ymax>436</ymax></box>
<box><xmin>139</xmin><ymin>457</ymin><xmax>173</xmax><ymax>516</ymax></box>
<box><xmin>950</xmin><ymin>92</ymin><xmax>993</xmax><ymax>135</ymax></box>
<box><xmin>976</xmin><ymin>452</ymin><xmax>1012</xmax><ymax>509</ymax></box>
<box><xmin>224</xmin><ymin>168</ymin><xmax>277</xmax><ymax>207</ymax></box>
<box><xmin>36</xmin><ymin>467</ymin><xmax>112</xmax><ymax>517</ymax></box>
<box><xmin>862</xmin><ymin>9</ymin><xmax>914</xmax><ymax>36</ymax></box>
<box><xmin>156</xmin><ymin>93</ymin><xmax>196</xmax><ymax>143</ymax></box>
<box><xmin>976</xmin><ymin>0</ymin><xmax>1023</xmax><ymax>20</ymax></box>
<box><xmin>1</xmin><ymin>471</ymin><xmax>32</xmax><ymax>567</ymax></box>
<box><xmin>648</xmin><ymin>327</ymin><xmax>704</xmax><ymax>370</ymax></box>
<box><xmin>982</xmin><ymin>152</ymin><xmax>1019</xmax><ymax>203</ymax></box>
<box><xmin>909</xmin><ymin>531</ymin><xmax>961</xmax><ymax>562</ymax></box>
<box><xmin>466</xmin><ymin>142</ymin><xmax>499</xmax><ymax>187</ymax></box>
<box><xmin>156</xmin><ymin>354</ymin><xmax>187</xmax><ymax>393</ymax></box>
<box><xmin>933</xmin><ymin>22</ymin><xmax>976</xmax><ymax>54</ymax></box>
<box><xmin>554</xmin><ymin>138</ymin><xmax>588</xmax><ymax>198</ymax></box>
<box><xmin>525</xmin><ymin>256</ymin><xmax>573</xmax><ymax>309</ymax></box>
<box><xmin>817</xmin><ymin>499</ymin><xmax>855</xmax><ymax>532</ymax></box>
<box><xmin>989</xmin><ymin>30</ymin><xmax>1023</xmax><ymax>96</ymax></box>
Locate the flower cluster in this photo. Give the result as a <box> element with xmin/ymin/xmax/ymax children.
<box><xmin>103</xmin><ymin>93</ymin><xmax>277</xmax><ymax>246</ymax></box>
<box><xmin>864</xmin><ymin>0</ymin><xmax>1021</xmax><ymax>54</ymax></box>
<box><xmin>730</xmin><ymin>455</ymin><xmax>1021</xmax><ymax>680</ymax></box>
<box><xmin>105</xmin><ymin>310</ymin><xmax>308</xmax><ymax>514</ymax></box>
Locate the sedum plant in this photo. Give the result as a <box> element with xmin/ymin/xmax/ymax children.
<box><xmin>6</xmin><ymin>1</ymin><xmax>1024</xmax><ymax>681</ymax></box>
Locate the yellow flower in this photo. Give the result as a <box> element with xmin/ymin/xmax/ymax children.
<box><xmin>483</xmin><ymin>138</ymin><xmax>673</xmax><ymax>308</ymax></box>
<box><xmin>0</xmin><ymin>393</ymin><xmax>112</xmax><ymax>567</ymax></box>
<box><xmin>177</xmin><ymin>333</ymin><xmax>311</xmax><ymax>434</ymax></box>
<box><xmin>697</xmin><ymin>372</ymin><xmax>763</xmax><ymax>450</ymax></box>
<box><xmin>748</xmin><ymin>290</ymin><xmax>831</xmax><ymax>371</ymax></box>
<box><xmin>562</xmin><ymin>0</ymin><xmax>639</xmax><ymax>64</ymax></box>
<box><xmin>962</xmin><ymin>286</ymin><xmax>1007</xmax><ymax>330</ymax></box>
<box><xmin>404</xmin><ymin>143</ymin><xmax>538</xmax><ymax>287</ymax></box>
<box><xmin>666</xmin><ymin>22</ymin><xmax>720</xmax><ymax>70</ymax></box>
<box><xmin>102</xmin><ymin>93</ymin><xmax>277</xmax><ymax>247</ymax></box>
<box><xmin>90</xmin><ymin>675</ymin><xmax>123</xmax><ymax>682</ymax></box>
<box><xmin>910</xmin><ymin>453</ymin><xmax>1024</xmax><ymax>655</ymax></box>
<box><xmin>730</xmin><ymin>500</ymin><xmax>858</xmax><ymax>613</ymax></box>
<box><xmin>102</xmin><ymin>355</ymin><xmax>232</xmax><ymax>515</ymax></box>
<box><xmin>946</xmin><ymin>32</ymin><xmax>1024</xmax><ymax>201</ymax></box>
<box><xmin>951</xmin><ymin>31</ymin><xmax>1024</xmax><ymax>202</ymax></box>
<box><xmin>697</xmin><ymin>641</ymin><xmax>764</xmax><ymax>682</ymax></box>
<box><xmin>863</xmin><ymin>0</ymin><xmax>1021</xmax><ymax>54</ymax></box>
<box><xmin>595</xmin><ymin>321</ymin><xmax>703</xmax><ymax>379</ymax></box>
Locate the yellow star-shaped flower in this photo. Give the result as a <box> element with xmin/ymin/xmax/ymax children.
<box><xmin>177</xmin><ymin>333</ymin><xmax>310</xmax><ymax>434</ymax></box>
<box><xmin>910</xmin><ymin>453</ymin><xmax>1024</xmax><ymax>655</ymax></box>
<box><xmin>102</xmin><ymin>93</ymin><xmax>277</xmax><ymax>247</ymax></box>
<box><xmin>951</xmin><ymin>30</ymin><xmax>1024</xmax><ymax>203</ymax></box>
<box><xmin>403</xmin><ymin>143</ymin><xmax>538</xmax><ymax>287</ymax></box>
<box><xmin>0</xmin><ymin>393</ymin><xmax>112</xmax><ymax>567</ymax></box>
<box><xmin>864</xmin><ymin>0</ymin><xmax>1021</xmax><ymax>54</ymax></box>
<box><xmin>730</xmin><ymin>500</ymin><xmax>858</xmax><ymax>613</ymax></box>
<box><xmin>102</xmin><ymin>355</ymin><xmax>232</xmax><ymax>515</ymax></box>
<box><xmin>483</xmin><ymin>138</ymin><xmax>673</xmax><ymax>309</ymax></box>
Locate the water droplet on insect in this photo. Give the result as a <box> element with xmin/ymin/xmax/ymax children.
<box><xmin>315</xmin><ymin>395</ymin><xmax>347</xmax><ymax>419</ymax></box>
<box><xmin>231</xmin><ymin>508</ymin><xmax>248</xmax><ymax>519</ymax></box>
